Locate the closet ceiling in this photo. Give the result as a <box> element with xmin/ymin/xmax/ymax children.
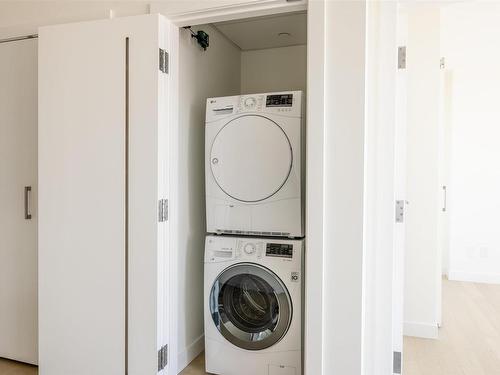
<box><xmin>213</xmin><ymin>12</ymin><xmax>307</xmax><ymax>51</ymax></box>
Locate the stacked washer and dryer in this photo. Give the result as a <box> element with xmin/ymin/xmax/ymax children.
<box><xmin>204</xmin><ymin>91</ymin><xmax>305</xmax><ymax>375</ymax></box>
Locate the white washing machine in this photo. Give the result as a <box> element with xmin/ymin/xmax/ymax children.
<box><xmin>204</xmin><ymin>235</ymin><xmax>303</xmax><ymax>375</ymax></box>
<box><xmin>205</xmin><ymin>91</ymin><xmax>304</xmax><ymax>238</ymax></box>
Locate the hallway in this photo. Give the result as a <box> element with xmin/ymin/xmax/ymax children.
<box><xmin>404</xmin><ymin>278</ymin><xmax>500</xmax><ymax>375</ymax></box>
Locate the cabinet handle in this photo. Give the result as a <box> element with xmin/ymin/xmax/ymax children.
<box><xmin>24</xmin><ymin>186</ymin><xmax>32</xmax><ymax>220</ymax></box>
<box><xmin>442</xmin><ymin>185</ymin><xmax>447</xmax><ymax>212</ymax></box>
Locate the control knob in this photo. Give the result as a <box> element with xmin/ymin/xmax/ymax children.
<box><xmin>244</xmin><ymin>97</ymin><xmax>256</xmax><ymax>109</ymax></box>
<box><xmin>243</xmin><ymin>243</ymin><xmax>256</xmax><ymax>255</ymax></box>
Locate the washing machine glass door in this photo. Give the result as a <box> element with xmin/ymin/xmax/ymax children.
<box><xmin>210</xmin><ymin>263</ymin><xmax>292</xmax><ymax>350</ymax></box>
<box><xmin>210</xmin><ymin>115</ymin><xmax>292</xmax><ymax>202</ymax></box>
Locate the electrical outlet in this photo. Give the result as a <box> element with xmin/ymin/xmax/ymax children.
<box><xmin>480</xmin><ymin>247</ymin><xmax>489</xmax><ymax>259</ymax></box>
<box><xmin>466</xmin><ymin>246</ymin><xmax>477</xmax><ymax>259</ymax></box>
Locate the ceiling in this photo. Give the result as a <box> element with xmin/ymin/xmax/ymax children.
<box><xmin>213</xmin><ymin>12</ymin><xmax>307</xmax><ymax>51</ymax></box>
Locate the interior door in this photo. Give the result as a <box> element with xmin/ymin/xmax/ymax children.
<box><xmin>392</xmin><ymin>7</ymin><xmax>408</xmax><ymax>374</ymax></box>
<box><xmin>0</xmin><ymin>38</ymin><xmax>38</xmax><ymax>365</ymax></box>
<box><xmin>437</xmin><ymin>65</ymin><xmax>452</xmax><ymax>327</ymax></box>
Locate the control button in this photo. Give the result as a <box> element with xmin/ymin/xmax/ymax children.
<box><xmin>244</xmin><ymin>243</ymin><xmax>256</xmax><ymax>255</ymax></box>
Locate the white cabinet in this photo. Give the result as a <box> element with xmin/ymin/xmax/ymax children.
<box><xmin>0</xmin><ymin>39</ymin><xmax>38</xmax><ymax>365</ymax></box>
<box><xmin>38</xmin><ymin>14</ymin><xmax>177</xmax><ymax>375</ymax></box>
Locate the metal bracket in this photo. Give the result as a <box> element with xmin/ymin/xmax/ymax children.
<box><xmin>159</xmin><ymin>48</ymin><xmax>168</xmax><ymax>74</ymax></box>
<box><xmin>398</xmin><ymin>46</ymin><xmax>407</xmax><ymax>69</ymax></box>
<box><xmin>158</xmin><ymin>199</ymin><xmax>168</xmax><ymax>222</ymax></box>
<box><xmin>157</xmin><ymin>344</ymin><xmax>168</xmax><ymax>371</ymax></box>
<box><xmin>395</xmin><ymin>200</ymin><xmax>405</xmax><ymax>223</ymax></box>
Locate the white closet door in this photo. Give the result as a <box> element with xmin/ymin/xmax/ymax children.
<box><xmin>0</xmin><ymin>39</ymin><xmax>38</xmax><ymax>365</ymax></box>
<box><xmin>39</xmin><ymin>14</ymin><xmax>175</xmax><ymax>375</ymax></box>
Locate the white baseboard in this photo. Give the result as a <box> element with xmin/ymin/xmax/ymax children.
<box><xmin>448</xmin><ymin>270</ymin><xmax>500</xmax><ymax>285</ymax></box>
<box><xmin>177</xmin><ymin>334</ymin><xmax>205</xmax><ymax>374</ymax></box>
<box><xmin>403</xmin><ymin>321</ymin><xmax>438</xmax><ymax>339</ymax></box>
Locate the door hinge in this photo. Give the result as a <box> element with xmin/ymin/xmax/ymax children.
<box><xmin>158</xmin><ymin>199</ymin><xmax>168</xmax><ymax>222</ymax></box>
<box><xmin>398</xmin><ymin>46</ymin><xmax>406</xmax><ymax>69</ymax></box>
<box><xmin>440</xmin><ymin>57</ymin><xmax>446</xmax><ymax>69</ymax></box>
<box><xmin>158</xmin><ymin>344</ymin><xmax>168</xmax><ymax>371</ymax></box>
<box><xmin>159</xmin><ymin>48</ymin><xmax>169</xmax><ymax>74</ymax></box>
<box><xmin>395</xmin><ymin>200</ymin><xmax>405</xmax><ymax>223</ymax></box>
<box><xmin>393</xmin><ymin>351</ymin><xmax>402</xmax><ymax>374</ymax></box>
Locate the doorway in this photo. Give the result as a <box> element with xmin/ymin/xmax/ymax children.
<box><xmin>398</xmin><ymin>2</ymin><xmax>500</xmax><ymax>374</ymax></box>
<box><xmin>172</xmin><ymin>11</ymin><xmax>307</xmax><ymax>374</ymax></box>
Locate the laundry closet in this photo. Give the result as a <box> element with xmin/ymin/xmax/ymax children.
<box><xmin>176</xmin><ymin>12</ymin><xmax>307</xmax><ymax>375</ymax></box>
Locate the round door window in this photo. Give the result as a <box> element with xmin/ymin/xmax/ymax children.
<box><xmin>210</xmin><ymin>115</ymin><xmax>293</xmax><ymax>202</ymax></box>
<box><xmin>209</xmin><ymin>263</ymin><xmax>292</xmax><ymax>350</ymax></box>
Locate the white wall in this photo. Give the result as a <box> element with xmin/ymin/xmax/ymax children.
<box><xmin>442</xmin><ymin>3</ymin><xmax>500</xmax><ymax>284</ymax></box>
<box><xmin>403</xmin><ymin>4</ymin><xmax>441</xmax><ymax>339</ymax></box>
<box><xmin>240</xmin><ymin>45</ymin><xmax>306</xmax><ymax>94</ymax></box>
<box><xmin>322</xmin><ymin>1</ymin><xmax>366</xmax><ymax>374</ymax></box>
<box><xmin>177</xmin><ymin>24</ymin><xmax>241</xmax><ymax>371</ymax></box>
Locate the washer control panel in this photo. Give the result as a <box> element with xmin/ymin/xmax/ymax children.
<box><xmin>205</xmin><ymin>235</ymin><xmax>302</xmax><ymax>263</ymax></box>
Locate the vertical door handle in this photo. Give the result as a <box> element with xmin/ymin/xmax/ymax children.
<box><xmin>24</xmin><ymin>186</ymin><xmax>32</xmax><ymax>220</ymax></box>
<box><xmin>442</xmin><ymin>185</ymin><xmax>447</xmax><ymax>212</ymax></box>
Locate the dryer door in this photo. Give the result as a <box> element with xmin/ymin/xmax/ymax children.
<box><xmin>210</xmin><ymin>115</ymin><xmax>292</xmax><ymax>202</ymax></box>
<box><xmin>209</xmin><ymin>263</ymin><xmax>292</xmax><ymax>351</ymax></box>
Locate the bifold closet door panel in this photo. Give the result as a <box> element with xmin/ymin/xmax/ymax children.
<box><xmin>39</xmin><ymin>14</ymin><xmax>168</xmax><ymax>375</ymax></box>
<box><xmin>0</xmin><ymin>39</ymin><xmax>38</xmax><ymax>365</ymax></box>
<box><xmin>38</xmin><ymin>21</ymin><xmax>127</xmax><ymax>375</ymax></box>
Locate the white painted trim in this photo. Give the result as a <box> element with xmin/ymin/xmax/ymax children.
<box><xmin>448</xmin><ymin>270</ymin><xmax>500</xmax><ymax>285</ymax></box>
<box><xmin>167</xmin><ymin>17</ymin><xmax>180</xmax><ymax>375</ymax></box>
<box><xmin>403</xmin><ymin>322</ymin><xmax>439</xmax><ymax>339</ymax></box>
<box><xmin>304</xmin><ymin>2</ymin><xmax>325</xmax><ymax>375</ymax></box>
<box><xmin>152</xmin><ymin>0</ymin><xmax>307</xmax><ymax>27</ymax></box>
<box><xmin>176</xmin><ymin>334</ymin><xmax>205</xmax><ymax>374</ymax></box>
<box><xmin>322</xmin><ymin>2</ymin><xmax>367</xmax><ymax>374</ymax></box>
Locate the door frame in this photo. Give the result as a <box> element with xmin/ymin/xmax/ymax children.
<box><xmin>160</xmin><ymin>0</ymin><xmax>314</xmax><ymax>375</ymax></box>
<box><xmin>162</xmin><ymin>1</ymin><xmax>370</xmax><ymax>375</ymax></box>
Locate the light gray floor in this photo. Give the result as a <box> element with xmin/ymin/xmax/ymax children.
<box><xmin>0</xmin><ymin>358</ymin><xmax>36</xmax><ymax>375</ymax></box>
<box><xmin>180</xmin><ymin>352</ymin><xmax>207</xmax><ymax>375</ymax></box>
<box><xmin>404</xmin><ymin>278</ymin><xmax>500</xmax><ymax>375</ymax></box>
<box><xmin>0</xmin><ymin>353</ymin><xmax>207</xmax><ymax>375</ymax></box>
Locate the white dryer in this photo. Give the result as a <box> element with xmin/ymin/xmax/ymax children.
<box><xmin>204</xmin><ymin>235</ymin><xmax>303</xmax><ymax>375</ymax></box>
<box><xmin>205</xmin><ymin>91</ymin><xmax>304</xmax><ymax>238</ymax></box>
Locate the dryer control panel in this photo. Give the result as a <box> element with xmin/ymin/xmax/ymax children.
<box><xmin>206</xmin><ymin>91</ymin><xmax>303</xmax><ymax>122</ymax></box>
